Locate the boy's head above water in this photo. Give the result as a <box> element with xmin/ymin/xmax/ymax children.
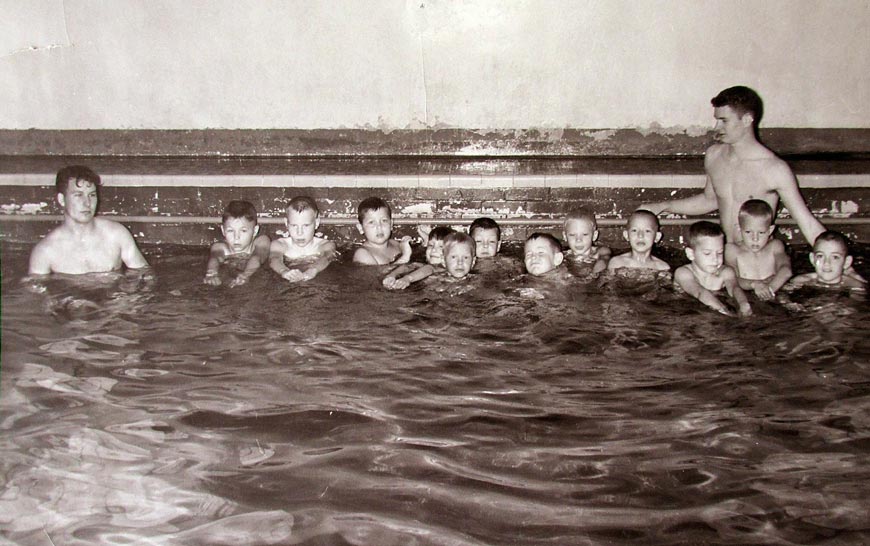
<box><xmin>737</xmin><ymin>199</ymin><xmax>775</xmax><ymax>252</ymax></box>
<box><xmin>563</xmin><ymin>209</ymin><xmax>598</xmax><ymax>255</ymax></box>
<box><xmin>686</xmin><ymin>221</ymin><xmax>725</xmax><ymax>274</ymax></box>
<box><xmin>356</xmin><ymin>197</ymin><xmax>393</xmax><ymax>245</ymax></box>
<box><xmin>469</xmin><ymin>217</ymin><xmax>501</xmax><ymax>258</ymax></box>
<box><xmin>524</xmin><ymin>233</ymin><xmax>564</xmax><ymax>276</ymax></box>
<box><xmin>623</xmin><ymin>210</ymin><xmax>661</xmax><ymax>253</ymax></box>
<box><xmin>284</xmin><ymin>196</ymin><xmax>320</xmax><ymax>248</ymax></box>
<box><xmin>222</xmin><ymin>200</ymin><xmax>260</xmax><ymax>253</ymax></box>
<box><xmin>810</xmin><ymin>230</ymin><xmax>853</xmax><ymax>285</ymax></box>
<box><xmin>442</xmin><ymin>232</ymin><xmax>477</xmax><ymax>278</ymax></box>
<box><xmin>426</xmin><ymin>226</ymin><xmax>454</xmax><ymax>265</ymax></box>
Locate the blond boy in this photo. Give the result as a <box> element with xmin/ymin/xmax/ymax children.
<box><xmin>269</xmin><ymin>196</ymin><xmax>336</xmax><ymax>282</ymax></box>
<box><xmin>724</xmin><ymin>199</ymin><xmax>792</xmax><ymax>300</ymax></box>
<box><xmin>563</xmin><ymin>208</ymin><xmax>611</xmax><ymax>273</ymax></box>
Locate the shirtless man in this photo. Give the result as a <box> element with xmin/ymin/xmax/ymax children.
<box><xmin>642</xmin><ymin>86</ymin><xmax>825</xmax><ymax>246</ymax></box>
<box><xmin>28</xmin><ymin>165</ymin><xmax>150</xmax><ymax>275</ymax></box>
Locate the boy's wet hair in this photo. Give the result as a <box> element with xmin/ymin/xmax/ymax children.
<box><xmin>222</xmin><ymin>200</ymin><xmax>258</xmax><ymax>224</ymax></box>
<box><xmin>56</xmin><ymin>165</ymin><xmax>101</xmax><ymax>195</ymax></box>
<box><xmin>738</xmin><ymin>199</ymin><xmax>774</xmax><ymax>224</ymax></box>
<box><xmin>628</xmin><ymin>209</ymin><xmax>660</xmax><ymax>230</ymax></box>
<box><xmin>287</xmin><ymin>196</ymin><xmax>320</xmax><ymax>217</ymax></box>
<box><xmin>357</xmin><ymin>197</ymin><xmax>390</xmax><ymax>223</ymax></box>
<box><xmin>526</xmin><ymin>232</ymin><xmax>562</xmax><ymax>254</ymax></box>
<box><xmin>565</xmin><ymin>208</ymin><xmax>597</xmax><ymax>229</ymax></box>
<box><xmin>813</xmin><ymin>230</ymin><xmax>850</xmax><ymax>254</ymax></box>
<box><xmin>711</xmin><ymin>85</ymin><xmax>764</xmax><ymax>131</ymax></box>
<box><xmin>429</xmin><ymin>226</ymin><xmax>454</xmax><ymax>243</ymax></box>
<box><xmin>469</xmin><ymin>217</ymin><xmax>501</xmax><ymax>240</ymax></box>
<box><xmin>443</xmin><ymin>231</ymin><xmax>476</xmax><ymax>255</ymax></box>
<box><xmin>687</xmin><ymin>221</ymin><xmax>724</xmax><ymax>248</ymax></box>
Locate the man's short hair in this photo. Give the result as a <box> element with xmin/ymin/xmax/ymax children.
<box><xmin>443</xmin><ymin>231</ymin><xmax>476</xmax><ymax>255</ymax></box>
<box><xmin>56</xmin><ymin>165</ymin><xmax>101</xmax><ymax>195</ymax></box>
<box><xmin>813</xmin><ymin>230</ymin><xmax>850</xmax><ymax>254</ymax></box>
<box><xmin>564</xmin><ymin>208</ymin><xmax>597</xmax><ymax>229</ymax></box>
<box><xmin>738</xmin><ymin>199</ymin><xmax>774</xmax><ymax>224</ymax></box>
<box><xmin>687</xmin><ymin>221</ymin><xmax>724</xmax><ymax>248</ymax></box>
<box><xmin>357</xmin><ymin>197</ymin><xmax>390</xmax><ymax>223</ymax></box>
<box><xmin>287</xmin><ymin>196</ymin><xmax>319</xmax><ymax>217</ymax></box>
<box><xmin>469</xmin><ymin>217</ymin><xmax>501</xmax><ymax>240</ymax></box>
<box><xmin>429</xmin><ymin>226</ymin><xmax>454</xmax><ymax>243</ymax></box>
<box><xmin>525</xmin><ymin>232</ymin><xmax>562</xmax><ymax>254</ymax></box>
<box><xmin>223</xmin><ymin>200</ymin><xmax>258</xmax><ymax>224</ymax></box>
<box><xmin>711</xmin><ymin>86</ymin><xmax>764</xmax><ymax>130</ymax></box>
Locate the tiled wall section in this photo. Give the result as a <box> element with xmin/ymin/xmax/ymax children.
<box><xmin>1</xmin><ymin>174</ymin><xmax>867</xmax><ymax>246</ymax></box>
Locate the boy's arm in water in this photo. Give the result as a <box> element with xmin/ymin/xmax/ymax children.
<box><xmin>382</xmin><ymin>263</ymin><xmax>416</xmax><ymax>288</ymax></box>
<box><xmin>722</xmin><ymin>267</ymin><xmax>752</xmax><ymax>317</ymax></box>
<box><xmin>674</xmin><ymin>266</ymin><xmax>733</xmax><ymax>316</ymax></box>
<box><xmin>384</xmin><ymin>263</ymin><xmax>435</xmax><ymax>290</ymax></box>
<box><xmin>229</xmin><ymin>234</ymin><xmax>272</xmax><ymax>287</ymax></box>
<box><xmin>396</xmin><ymin>236</ymin><xmax>413</xmax><ymax>264</ymax></box>
<box><xmin>592</xmin><ymin>245</ymin><xmax>612</xmax><ymax>274</ymax></box>
<box><xmin>269</xmin><ymin>239</ymin><xmax>294</xmax><ymax>278</ymax></box>
<box><xmin>642</xmin><ymin>172</ymin><xmax>718</xmax><ymax>217</ymax></box>
<box><xmin>204</xmin><ymin>242</ymin><xmax>229</xmax><ymax>285</ymax></box>
<box><xmin>284</xmin><ymin>240</ymin><xmax>337</xmax><ymax>282</ymax></box>
<box><xmin>762</xmin><ymin>239</ymin><xmax>793</xmax><ymax>297</ymax></box>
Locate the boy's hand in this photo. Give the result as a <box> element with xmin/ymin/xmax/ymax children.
<box><xmin>204</xmin><ymin>272</ymin><xmax>221</xmax><ymax>286</ymax></box>
<box><xmin>738</xmin><ymin>302</ymin><xmax>753</xmax><ymax>317</ymax></box>
<box><xmin>417</xmin><ymin>225</ymin><xmax>432</xmax><ymax>245</ymax></box>
<box><xmin>752</xmin><ymin>281</ymin><xmax>775</xmax><ymax>301</ymax></box>
<box><xmin>228</xmin><ymin>275</ymin><xmax>249</xmax><ymax>288</ymax></box>
<box><xmin>282</xmin><ymin>270</ymin><xmax>306</xmax><ymax>283</ymax></box>
<box><xmin>716</xmin><ymin>305</ymin><xmax>736</xmax><ymax>317</ymax></box>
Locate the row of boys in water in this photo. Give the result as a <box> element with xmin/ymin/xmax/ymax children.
<box><xmin>205</xmin><ymin>194</ymin><xmax>864</xmax><ymax>317</ymax></box>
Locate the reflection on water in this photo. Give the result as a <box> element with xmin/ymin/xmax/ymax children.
<box><xmin>1</xmin><ymin>242</ymin><xmax>869</xmax><ymax>545</ymax></box>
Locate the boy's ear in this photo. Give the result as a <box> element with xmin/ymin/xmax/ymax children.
<box><xmin>56</xmin><ymin>193</ymin><xmax>65</xmax><ymax>208</ymax></box>
<box><xmin>220</xmin><ymin>225</ymin><xmax>227</xmax><ymax>237</ymax></box>
<box><xmin>314</xmin><ymin>216</ymin><xmax>321</xmax><ymax>230</ymax></box>
<box><xmin>356</xmin><ymin>222</ymin><xmax>364</xmax><ymax>235</ymax></box>
<box><xmin>808</xmin><ymin>252</ymin><xmax>816</xmax><ymax>267</ymax></box>
<box><xmin>685</xmin><ymin>247</ymin><xmax>695</xmax><ymax>261</ymax></box>
<box><xmin>496</xmin><ymin>240</ymin><xmax>502</xmax><ymax>252</ymax></box>
<box><xmin>844</xmin><ymin>255</ymin><xmax>853</xmax><ymax>271</ymax></box>
<box><xmin>254</xmin><ymin>224</ymin><xmax>260</xmax><ymax>236</ymax></box>
<box><xmin>593</xmin><ymin>229</ymin><xmax>599</xmax><ymax>242</ymax></box>
<box><xmin>766</xmin><ymin>225</ymin><xmax>775</xmax><ymax>237</ymax></box>
<box><xmin>554</xmin><ymin>251</ymin><xmax>564</xmax><ymax>267</ymax></box>
<box><xmin>654</xmin><ymin>231</ymin><xmax>662</xmax><ymax>244</ymax></box>
<box><xmin>622</xmin><ymin>230</ymin><xmax>629</xmax><ymax>242</ymax></box>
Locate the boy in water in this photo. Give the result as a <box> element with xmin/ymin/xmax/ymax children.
<box><xmin>524</xmin><ymin>233</ymin><xmax>568</xmax><ymax>278</ymax></box>
<box><xmin>469</xmin><ymin>217</ymin><xmax>502</xmax><ymax>259</ymax></box>
<box><xmin>353</xmin><ymin>197</ymin><xmax>412</xmax><ymax>265</ymax></box>
<box><xmin>724</xmin><ymin>199</ymin><xmax>792</xmax><ymax>300</ymax></box>
<box><xmin>785</xmin><ymin>230</ymin><xmax>866</xmax><ymax>290</ymax></box>
<box><xmin>563</xmin><ymin>208</ymin><xmax>611</xmax><ymax>273</ymax></box>
<box><xmin>441</xmin><ymin>232</ymin><xmax>477</xmax><ymax>281</ymax></box>
<box><xmin>269</xmin><ymin>196</ymin><xmax>336</xmax><ymax>282</ymax></box>
<box><xmin>383</xmin><ymin>226</ymin><xmax>453</xmax><ymax>289</ymax></box>
<box><xmin>674</xmin><ymin>221</ymin><xmax>752</xmax><ymax>316</ymax></box>
<box><xmin>607</xmin><ymin>210</ymin><xmax>670</xmax><ymax>272</ymax></box>
<box><xmin>28</xmin><ymin>165</ymin><xmax>150</xmax><ymax>275</ymax></box>
<box><xmin>204</xmin><ymin>200</ymin><xmax>271</xmax><ymax>287</ymax></box>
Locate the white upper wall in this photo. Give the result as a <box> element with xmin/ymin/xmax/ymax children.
<box><xmin>2</xmin><ymin>0</ymin><xmax>868</xmax><ymax>130</ymax></box>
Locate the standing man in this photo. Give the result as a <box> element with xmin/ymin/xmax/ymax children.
<box><xmin>28</xmin><ymin>165</ymin><xmax>150</xmax><ymax>275</ymax></box>
<box><xmin>642</xmin><ymin>86</ymin><xmax>825</xmax><ymax>246</ymax></box>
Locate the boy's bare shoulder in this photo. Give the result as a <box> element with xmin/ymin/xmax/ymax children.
<box><xmin>607</xmin><ymin>253</ymin><xmax>631</xmax><ymax>269</ymax></box>
<box><xmin>652</xmin><ymin>256</ymin><xmax>671</xmax><ymax>271</ymax></box>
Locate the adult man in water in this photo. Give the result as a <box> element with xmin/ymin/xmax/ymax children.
<box><xmin>28</xmin><ymin>165</ymin><xmax>150</xmax><ymax>275</ymax></box>
<box><xmin>641</xmin><ymin>86</ymin><xmax>825</xmax><ymax>246</ymax></box>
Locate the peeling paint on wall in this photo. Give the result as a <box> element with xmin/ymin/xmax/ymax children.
<box><xmin>830</xmin><ymin>200</ymin><xmax>859</xmax><ymax>218</ymax></box>
<box><xmin>0</xmin><ymin>202</ymin><xmax>48</xmax><ymax>214</ymax></box>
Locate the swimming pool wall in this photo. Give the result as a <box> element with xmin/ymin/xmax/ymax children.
<box><xmin>1</xmin><ymin>129</ymin><xmax>868</xmax><ymax>247</ymax></box>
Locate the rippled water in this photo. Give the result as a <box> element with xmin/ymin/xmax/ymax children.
<box><xmin>1</xmin><ymin>241</ymin><xmax>869</xmax><ymax>545</ymax></box>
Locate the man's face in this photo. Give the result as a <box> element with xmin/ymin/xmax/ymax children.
<box><xmin>59</xmin><ymin>179</ymin><xmax>98</xmax><ymax>224</ymax></box>
<box><xmin>713</xmin><ymin>105</ymin><xmax>753</xmax><ymax>144</ymax></box>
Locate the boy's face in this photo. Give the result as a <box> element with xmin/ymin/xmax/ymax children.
<box><xmin>686</xmin><ymin>235</ymin><xmax>725</xmax><ymax>274</ymax></box>
<box><xmin>471</xmin><ymin>228</ymin><xmax>500</xmax><ymax>258</ymax></box>
<box><xmin>58</xmin><ymin>179</ymin><xmax>98</xmax><ymax>224</ymax></box>
<box><xmin>524</xmin><ymin>239</ymin><xmax>563</xmax><ymax>276</ymax></box>
<box><xmin>222</xmin><ymin>217</ymin><xmax>259</xmax><ymax>252</ymax></box>
<box><xmin>810</xmin><ymin>240</ymin><xmax>852</xmax><ymax>284</ymax></box>
<box><xmin>444</xmin><ymin>242</ymin><xmax>476</xmax><ymax>278</ymax></box>
<box><xmin>739</xmin><ymin>215</ymin><xmax>774</xmax><ymax>252</ymax></box>
<box><xmin>563</xmin><ymin>218</ymin><xmax>597</xmax><ymax>255</ymax></box>
<box><xmin>357</xmin><ymin>207</ymin><xmax>392</xmax><ymax>245</ymax></box>
<box><xmin>285</xmin><ymin>208</ymin><xmax>319</xmax><ymax>247</ymax></box>
<box><xmin>623</xmin><ymin>216</ymin><xmax>661</xmax><ymax>253</ymax></box>
<box><xmin>426</xmin><ymin>238</ymin><xmax>445</xmax><ymax>265</ymax></box>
